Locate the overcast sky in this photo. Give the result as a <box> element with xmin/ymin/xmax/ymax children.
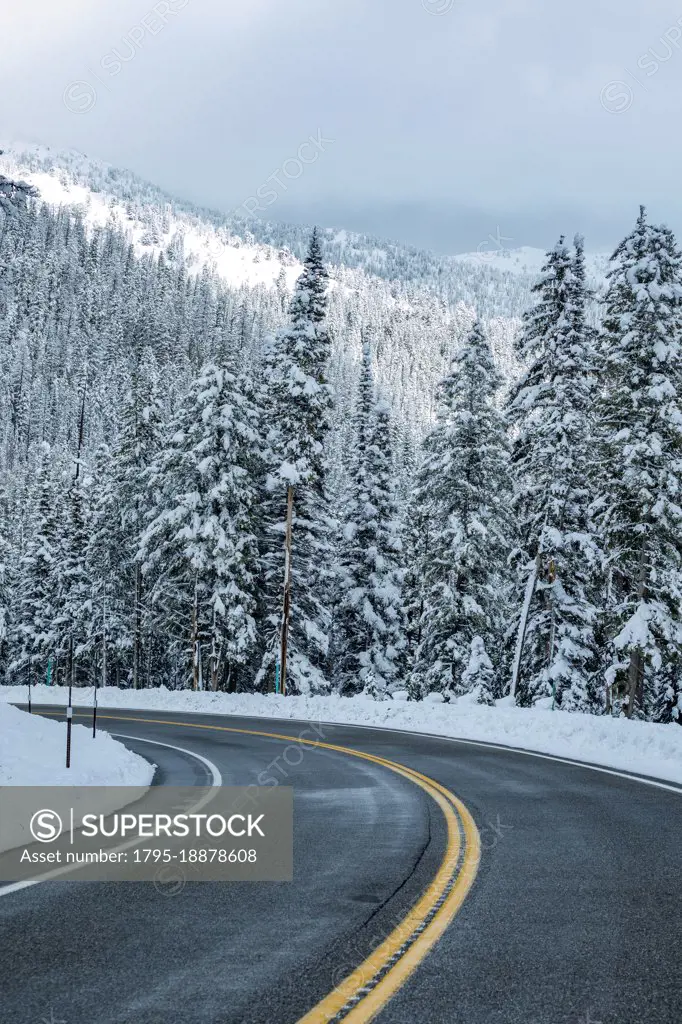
<box><xmin>2</xmin><ymin>0</ymin><xmax>682</xmax><ymax>254</ymax></box>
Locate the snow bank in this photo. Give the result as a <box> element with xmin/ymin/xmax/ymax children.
<box><xmin>3</xmin><ymin>685</ymin><xmax>681</xmax><ymax>788</ymax></box>
<box><xmin>0</xmin><ymin>701</ymin><xmax>155</xmax><ymax>787</ymax></box>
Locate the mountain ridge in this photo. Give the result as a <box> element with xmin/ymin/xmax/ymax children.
<box><xmin>0</xmin><ymin>141</ymin><xmax>543</xmax><ymax>316</ymax></box>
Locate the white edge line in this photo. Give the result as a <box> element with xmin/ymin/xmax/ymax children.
<box><xmin>310</xmin><ymin>720</ymin><xmax>682</xmax><ymax>796</ymax></box>
<box><xmin>110</xmin><ymin>733</ymin><xmax>223</xmax><ymax>788</ymax></box>
<box><xmin>0</xmin><ymin>734</ymin><xmax>222</xmax><ymax>898</ymax></box>
<box><xmin>84</xmin><ymin>706</ymin><xmax>682</xmax><ymax>797</ymax></box>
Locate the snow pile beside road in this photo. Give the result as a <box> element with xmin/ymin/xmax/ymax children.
<box><xmin>2</xmin><ymin>685</ymin><xmax>681</xmax><ymax>787</ymax></box>
<box><xmin>0</xmin><ymin>702</ymin><xmax>155</xmax><ymax>786</ymax></box>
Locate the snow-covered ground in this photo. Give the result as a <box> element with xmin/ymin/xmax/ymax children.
<box><xmin>3</xmin><ymin>685</ymin><xmax>681</xmax><ymax>788</ymax></box>
<box><xmin>0</xmin><ymin>701</ymin><xmax>155</xmax><ymax>787</ymax></box>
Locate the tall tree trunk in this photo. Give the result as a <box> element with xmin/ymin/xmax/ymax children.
<box><xmin>511</xmin><ymin>552</ymin><xmax>541</xmax><ymax>699</ymax></box>
<box><xmin>279</xmin><ymin>486</ymin><xmax>295</xmax><ymax>696</ymax></box>
<box><xmin>625</xmin><ymin>543</ymin><xmax>647</xmax><ymax>719</ymax></box>
<box><xmin>133</xmin><ymin>564</ymin><xmax>142</xmax><ymax>690</ymax></box>
<box><xmin>209</xmin><ymin>609</ymin><xmax>220</xmax><ymax>692</ymax></box>
<box><xmin>191</xmin><ymin>573</ymin><xmax>199</xmax><ymax>691</ymax></box>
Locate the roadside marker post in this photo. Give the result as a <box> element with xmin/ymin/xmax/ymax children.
<box><xmin>95</xmin><ymin>587</ymin><xmax>106</xmax><ymax>737</ymax></box>
<box><xmin>66</xmin><ymin>635</ymin><xmax>74</xmax><ymax>769</ymax></box>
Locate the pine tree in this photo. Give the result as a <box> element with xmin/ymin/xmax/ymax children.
<box><xmin>335</xmin><ymin>343</ymin><xmax>405</xmax><ymax>696</ymax></box>
<box><xmin>561</xmin><ymin>235</ymin><xmax>604</xmax><ymax>713</ymax></box>
<box><xmin>412</xmin><ymin>320</ymin><xmax>512</xmax><ymax>699</ymax></box>
<box><xmin>461</xmin><ymin>636</ymin><xmax>495</xmax><ymax>706</ymax></box>
<box><xmin>506</xmin><ymin>238</ymin><xmax>597</xmax><ymax>709</ymax></box>
<box><xmin>89</xmin><ymin>347</ymin><xmax>164</xmax><ymax>688</ymax></box>
<box><xmin>55</xmin><ymin>478</ymin><xmax>93</xmax><ymax>683</ymax></box>
<box><xmin>88</xmin><ymin>442</ymin><xmax>134</xmax><ymax>688</ymax></box>
<box><xmin>594</xmin><ymin>208</ymin><xmax>682</xmax><ymax>722</ymax></box>
<box><xmin>402</xmin><ymin>481</ymin><xmax>432</xmax><ymax>696</ymax></box>
<box><xmin>258</xmin><ymin>229</ymin><xmax>335</xmax><ymax>694</ymax></box>
<box><xmin>12</xmin><ymin>449</ymin><xmax>61</xmax><ymax>682</ymax></box>
<box><xmin>141</xmin><ymin>363</ymin><xmax>262</xmax><ymax>691</ymax></box>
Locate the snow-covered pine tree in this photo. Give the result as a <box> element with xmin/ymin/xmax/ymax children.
<box><xmin>88</xmin><ymin>347</ymin><xmax>164</xmax><ymax>688</ymax></box>
<box><xmin>11</xmin><ymin>447</ymin><xmax>61</xmax><ymax>684</ymax></box>
<box><xmin>593</xmin><ymin>207</ymin><xmax>682</xmax><ymax>723</ymax></box>
<box><xmin>412</xmin><ymin>320</ymin><xmax>512</xmax><ymax>699</ymax></box>
<box><xmin>402</xmin><ymin>480</ymin><xmax>432</xmax><ymax>693</ymax></box>
<box><xmin>258</xmin><ymin>228</ymin><xmax>335</xmax><ymax>694</ymax></box>
<box><xmin>54</xmin><ymin>477</ymin><xmax>93</xmax><ymax>684</ymax></box>
<box><xmin>562</xmin><ymin>234</ymin><xmax>604</xmax><ymax>714</ymax></box>
<box><xmin>461</xmin><ymin>636</ymin><xmax>495</xmax><ymax>706</ymax></box>
<box><xmin>335</xmin><ymin>343</ymin><xmax>405</xmax><ymax>696</ymax></box>
<box><xmin>506</xmin><ymin>237</ymin><xmax>597</xmax><ymax>709</ymax></box>
<box><xmin>141</xmin><ymin>363</ymin><xmax>262</xmax><ymax>691</ymax></box>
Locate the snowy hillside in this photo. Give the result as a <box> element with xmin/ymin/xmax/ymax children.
<box><xmin>0</xmin><ymin>141</ymin><xmax>613</xmax><ymax>309</ymax></box>
<box><xmin>0</xmin><ymin>141</ymin><xmax>537</xmax><ymax>316</ymax></box>
<box><xmin>0</xmin><ymin>142</ymin><xmax>304</xmax><ymax>293</ymax></box>
<box><xmin>454</xmin><ymin>244</ymin><xmax>611</xmax><ymax>282</ymax></box>
<box><xmin>0</xmin><ymin>140</ymin><xmax>534</xmax><ymax>424</ymax></box>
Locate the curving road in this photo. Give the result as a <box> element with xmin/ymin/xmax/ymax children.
<box><xmin>1</xmin><ymin>705</ymin><xmax>681</xmax><ymax>1024</ymax></box>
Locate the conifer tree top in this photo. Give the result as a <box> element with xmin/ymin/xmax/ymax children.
<box><xmin>289</xmin><ymin>227</ymin><xmax>329</xmax><ymax>330</ymax></box>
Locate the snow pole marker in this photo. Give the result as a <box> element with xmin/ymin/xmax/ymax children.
<box><xmin>548</xmin><ymin>557</ymin><xmax>557</xmax><ymax>711</ymax></box>
<box><xmin>66</xmin><ymin>635</ymin><xmax>74</xmax><ymax>768</ymax></box>
<box><xmin>95</xmin><ymin>586</ymin><xmax>105</xmax><ymax>737</ymax></box>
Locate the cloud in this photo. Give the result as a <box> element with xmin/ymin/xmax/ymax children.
<box><xmin>2</xmin><ymin>0</ymin><xmax>682</xmax><ymax>253</ymax></box>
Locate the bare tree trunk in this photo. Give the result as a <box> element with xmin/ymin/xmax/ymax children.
<box><xmin>191</xmin><ymin>573</ymin><xmax>199</xmax><ymax>691</ymax></box>
<box><xmin>511</xmin><ymin>553</ymin><xmax>541</xmax><ymax>699</ymax></box>
<box><xmin>625</xmin><ymin>544</ymin><xmax>647</xmax><ymax>719</ymax></box>
<box><xmin>102</xmin><ymin>587</ymin><xmax>107</xmax><ymax>689</ymax></box>
<box><xmin>279</xmin><ymin>486</ymin><xmax>295</xmax><ymax>696</ymax></box>
<box><xmin>547</xmin><ymin>558</ymin><xmax>557</xmax><ymax>708</ymax></box>
<box><xmin>209</xmin><ymin>608</ymin><xmax>221</xmax><ymax>692</ymax></box>
<box><xmin>133</xmin><ymin>564</ymin><xmax>142</xmax><ymax>690</ymax></box>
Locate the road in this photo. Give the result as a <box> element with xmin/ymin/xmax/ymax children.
<box><xmin>1</xmin><ymin>704</ymin><xmax>681</xmax><ymax>1024</ymax></box>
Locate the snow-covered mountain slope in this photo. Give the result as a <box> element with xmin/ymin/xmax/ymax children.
<box><xmin>0</xmin><ymin>141</ymin><xmax>533</xmax><ymax>425</ymax></box>
<box><xmin>0</xmin><ymin>141</ymin><xmax>602</xmax><ymax>430</ymax></box>
<box><xmin>0</xmin><ymin>141</ymin><xmax>536</xmax><ymax>316</ymax></box>
<box><xmin>453</xmin><ymin>244</ymin><xmax>611</xmax><ymax>281</ymax></box>
<box><xmin>0</xmin><ymin>142</ymin><xmax>611</xmax><ymax>310</ymax></box>
<box><xmin>0</xmin><ymin>142</ymin><xmax>304</xmax><ymax>292</ymax></box>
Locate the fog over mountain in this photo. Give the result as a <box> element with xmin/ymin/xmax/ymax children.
<box><xmin>3</xmin><ymin>1</ymin><xmax>682</xmax><ymax>253</ymax></box>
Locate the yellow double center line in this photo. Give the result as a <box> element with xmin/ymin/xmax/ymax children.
<box><xmin>46</xmin><ymin>711</ymin><xmax>481</xmax><ymax>1023</ymax></box>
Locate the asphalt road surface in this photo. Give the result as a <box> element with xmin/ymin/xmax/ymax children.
<box><xmin>1</xmin><ymin>704</ymin><xmax>680</xmax><ymax>1024</ymax></box>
